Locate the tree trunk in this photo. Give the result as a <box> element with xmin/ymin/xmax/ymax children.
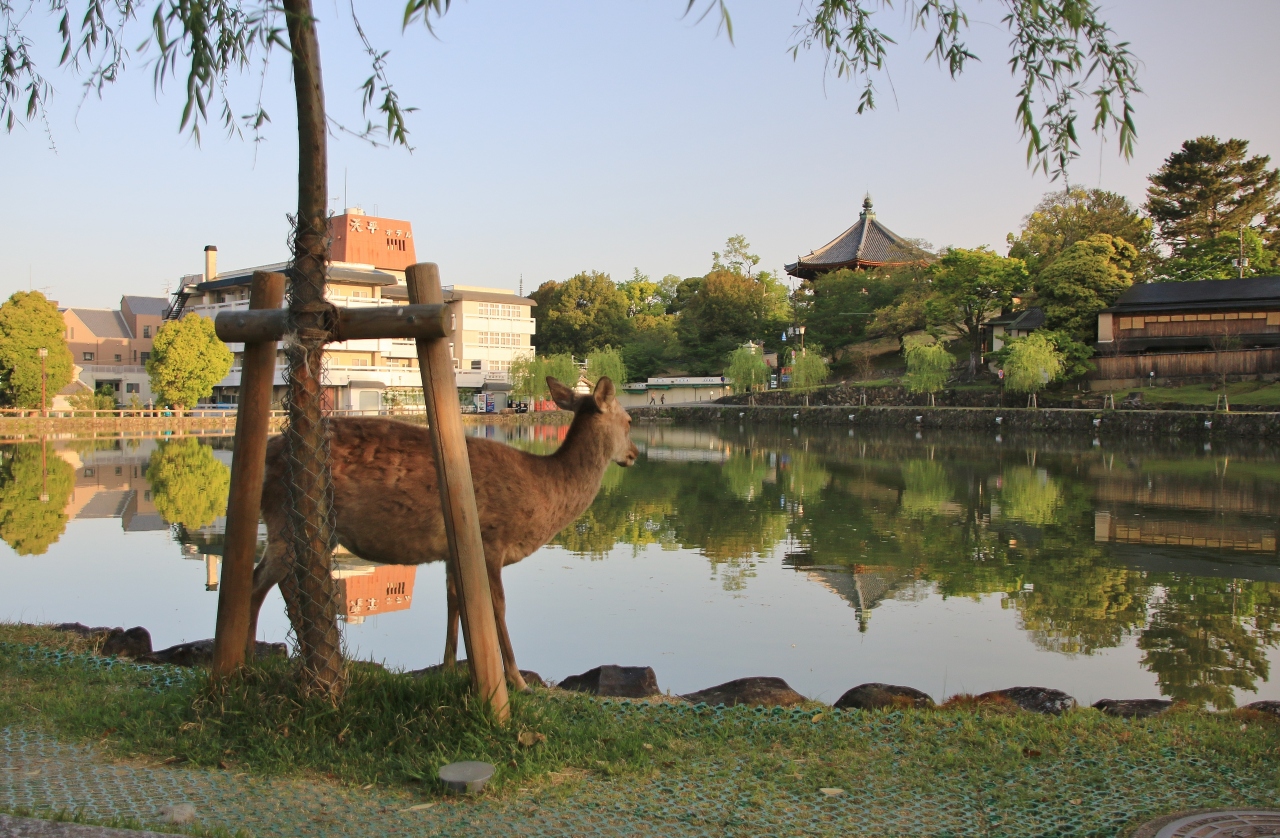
<box><xmin>281</xmin><ymin>0</ymin><xmax>345</xmax><ymax>701</ymax></box>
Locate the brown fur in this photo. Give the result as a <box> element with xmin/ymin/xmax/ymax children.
<box><xmin>247</xmin><ymin>377</ymin><xmax>638</xmax><ymax>691</ymax></box>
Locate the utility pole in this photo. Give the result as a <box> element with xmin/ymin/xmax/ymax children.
<box><xmin>38</xmin><ymin>347</ymin><xmax>48</xmax><ymax>418</ymax></box>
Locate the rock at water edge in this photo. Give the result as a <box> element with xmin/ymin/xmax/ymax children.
<box><xmin>834</xmin><ymin>683</ymin><xmax>934</xmax><ymax>711</ymax></box>
<box><xmin>1093</xmin><ymin>698</ymin><xmax>1173</xmax><ymax>719</ymax></box>
<box><xmin>682</xmin><ymin>677</ymin><xmax>806</xmax><ymax>708</ymax></box>
<box><xmin>558</xmin><ymin>665</ymin><xmax>660</xmax><ymax>698</ymax></box>
<box><xmin>978</xmin><ymin>686</ymin><xmax>1076</xmax><ymax>714</ymax></box>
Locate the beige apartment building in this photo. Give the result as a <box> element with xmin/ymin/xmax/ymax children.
<box><xmin>168</xmin><ymin>208</ymin><xmax>536</xmax><ymax>409</ymax></box>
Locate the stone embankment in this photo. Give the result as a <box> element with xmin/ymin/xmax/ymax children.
<box><xmin>52</xmin><ymin>624</ymin><xmax>1279</xmax><ymax>721</ymax></box>
<box><xmin>628</xmin><ymin>404</ymin><xmax>1280</xmax><ymax>438</ymax></box>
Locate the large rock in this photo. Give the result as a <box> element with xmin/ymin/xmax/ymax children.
<box><xmin>1242</xmin><ymin>700</ymin><xmax>1280</xmax><ymax>718</ymax></box>
<box><xmin>145</xmin><ymin>639</ymin><xmax>287</xmax><ymax>667</ymax></box>
<box><xmin>1093</xmin><ymin>698</ymin><xmax>1173</xmax><ymax>719</ymax></box>
<box><xmin>834</xmin><ymin>683</ymin><xmax>934</xmax><ymax>711</ymax></box>
<box><xmin>408</xmin><ymin>660</ymin><xmax>545</xmax><ymax>689</ymax></box>
<box><xmin>978</xmin><ymin>686</ymin><xmax>1076</xmax><ymax>714</ymax></box>
<box><xmin>55</xmin><ymin>623</ymin><xmax>154</xmax><ymax>659</ymax></box>
<box><xmin>557</xmin><ymin>665</ymin><xmax>660</xmax><ymax>698</ymax></box>
<box><xmin>682</xmin><ymin>677</ymin><xmax>806</xmax><ymax>708</ymax></box>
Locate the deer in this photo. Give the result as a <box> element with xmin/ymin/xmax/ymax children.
<box><xmin>246</xmin><ymin>376</ymin><xmax>638</xmax><ymax>692</ymax></box>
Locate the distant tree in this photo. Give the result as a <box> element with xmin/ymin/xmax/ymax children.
<box><xmin>925</xmin><ymin>248</ymin><xmax>1028</xmax><ymax>376</ymax></box>
<box><xmin>621</xmin><ymin>313</ymin><xmax>682</xmax><ymax>381</ymax></box>
<box><xmin>802</xmin><ymin>266</ymin><xmax>923</xmax><ymax>353</ymax></box>
<box><xmin>1155</xmin><ymin>227</ymin><xmax>1278</xmax><ymax>282</ymax></box>
<box><xmin>69</xmin><ymin>387</ymin><xmax>117</xmax><ymax>413</ymax></box>
<box><xmin>586</xmin><ymin>346</ymin><xmax>627</xmax><ymax>386</ymax></box>
<box><xmin>867</xmin><ymin>281</ymin><xmax>933</xmax><ymax>347</ymax></box>
<box><xmin>1034</xmin><ymin>233</ymin><xmax>1137</xmax><ymax>342</ymax></box>
<box><xmin>1002</xmin><ymin>333</ymin><xmax>1064</xmax><ymax>407</ymax></box>
<box><xmin>542</xmin><ymin>354</ymin><xmax>580</xmax><ymax>392</ymax></box>
<box><xmin>1145</xmin><ymin>137</ymin><xmax>1280</xmax><ymax>252</ymax></box>
<box><xmin>677</xmin><ymin>269</ymin><xmax>790</xmax><ymax>375</ymax></box>
<box><xmin>788</xmin><ymin>348</ymin><xmax>829</xmax><ymax>406</ymax></box>
<box><xmin>146</xmin><ymin>314</ymin><xmax>232</xmax><ymax>410</ymax></box>
<box><xmin>1007</xmin><ymin>188</ymin><xmax>1155</xmax><ymax>279</ymax></box>
<box><xmin>902</xmin><ymin>335</ymin><xmax>953</xmax><ymax>405</ymax></box>
<box><xmin>0</xmin><ymin>291</ymin><xmax>73</xmax><ymax>409</ymax></box>
<box><xmin>146</xmin><ymin>438</ymin><xmax>230</xmax><ymax>529</ymax></box>
<box><xmin>712</xmin><ymin>234</ymin><xmax>761</xmax><ymax>278</ymax></box>
<box><xmin>0</xmin><ymin>442</ymin><xmax>75</xmax><ymax>556</ymax></box>
<box><xmin>531</xmin><ymin>272</ymin><xmax>630</xmax><ymax>358</ymax></box>
<box><xmin>726</xmin><ymin>346</ymin><xmax>769</xmax><ymax>404</ymax></box>
<box><xmin>618</xmin><ymin>269</ymin><xmax>672</xmax><ymax>318</ymax></box>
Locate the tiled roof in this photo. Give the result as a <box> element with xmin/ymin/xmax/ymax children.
<box><xmin>786</xmin><ymin>197</ymin><xmax>934</xmax><ymax>279</ymax></box>
<box><xmin>1008</xmin><ymin>308</ymin><xmax>1046</xmax><ymax>331</ymax></box>
<box><xmin>1107</xmin><ymin>276</ymin><xmax>1280</xmax><ymax>312</ymax></box>
<box><xmin>68</xmin><ymin>308</ymin><xmax>132</xmax><ymax>339</ymax></box>
<box><xmin>122</xmin><ymin>296</ymin><xmax>170</xmax><ymax>316</ymax></box>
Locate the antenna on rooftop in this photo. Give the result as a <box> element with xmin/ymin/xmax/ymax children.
<box><xmin>519</xmin><ymin>273</ymin><xmax>523</xmax><ymax>297</ymax></box>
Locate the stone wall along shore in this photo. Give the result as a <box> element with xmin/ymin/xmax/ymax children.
<box><xmin>627</xmin><ymin>404</ymin><xmax>1280</xmax><ymax>439</ymax></box>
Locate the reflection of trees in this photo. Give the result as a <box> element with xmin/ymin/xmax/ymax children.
<box><xmin>899</xmin><ymin>460</ymin><xmax>954</xmax><ymax>517</ymax></box>
<box><xmin>1014</xmin><ymin>546</ymin><xmax>1149</xmax><ymax>655</ymax></box>
<box><xmin>1138</xmin><ymin>578</ymin><xmax>1280</xmax><ymax>709</ymax></box>
<box><xmin>997</xmin><ymin>466</ymin><xmax>1064</xmax><ymax>525</ymax></box>
<box><xmin>0</xmin><ymin>442</ymin><xmax>75</xmax><ymax>555</ymax></box>
<box><xmin>146</xmin><ymin>438</ymin><xmax>230</xmax><ymax>529</ymax></box>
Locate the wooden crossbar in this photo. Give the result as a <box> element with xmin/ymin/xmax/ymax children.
<box><xmin>213</xmin><ymin>303</ymin><xmax>449</xmax><ymax>344</ymax></box>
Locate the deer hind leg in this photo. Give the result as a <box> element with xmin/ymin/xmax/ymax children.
<box><xmin>246</xmin><ymin>531</ymin><xmax>294</xmax><ymax>660</ymax></box>
<box><xmin>442</xmin><ymin>560</ymin><xmax>460</xmax><ymax>669</ymax></box>
<box><xmin>487</xmin><ymin>563</ymin><xmax>529</xmax><ymax>692</ymax></box>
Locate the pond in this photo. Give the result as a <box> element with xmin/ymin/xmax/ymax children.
<box><xmin>2</xmin><ymin>422</ymin><xmax>1279</xmax><ymax>710</ymax></box>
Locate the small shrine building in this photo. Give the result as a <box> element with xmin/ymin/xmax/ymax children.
<box><xmin>785</xmin><ymin>196</ymin><xmax>934</xmax><ymax>280</ymax></box>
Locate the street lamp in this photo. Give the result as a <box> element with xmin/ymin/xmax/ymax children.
<box><xmin>785</xmin><ymin>326</ymin><xmax>807</xmax><ymax>354</ymax></box>
<box><xmin>37</xmin><ymin>347</ymin><xmax>48</xmax><ymax>418</ymax></box>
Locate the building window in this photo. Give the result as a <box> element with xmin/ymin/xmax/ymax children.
<box><xmin>471</xmin><ymin>360</ymin><xmax>482</xmax><ymax>370</ymax></box>
<box><xmin>144</xmin><ymin>490</ymin><xmax>151</xmax><ymax>501</ymax></box>
<box><xmin>84</xmin><ymin>468</ymin><xmax>95</xmax><ymax>478</ymax></box>
<box><xmin>478</xmin><ymin>302</ymin><xmax>522</xmax><ymax>318</ymax></box>
<box><xmin>126</xmin><ymin>383</ymin><xmax>140</xmax><ymax>394</ymax></box>
<box><xmin>350</xmin><ymin>289</ymin><xmax>370</xmax><ymax>298</ymax></box>
<box><xmin>140</xmin><ymin>352</ymin><xmax>150</xmax><ymax>364</ymax></box>
<box><xmin>143</xmin><ymin>326</ymin><xmax>151</xmax><ymax>338</ymax></box>
<box><xmin>114</xmin><ymin>354</ymin><xmax>122</xmax><ymax>362</ymax></box>
<box><xmin>69</xmin><ymin>328</ymin><xmax>75</xmax><ymax>339</ymax></box>
<box><xmin>115</xmin><ymin>467</ymin><xmax>122</xmax><ymax>476</ymax></box>
<box><xmin>477</xmin><ymin>331</ymin><xmax>521</xmax><ymax>347</ymax></box>
<box><xmin>83</xmin><ymin>352</ymin><xmax>95</xmax><ymax>361</ymax></box>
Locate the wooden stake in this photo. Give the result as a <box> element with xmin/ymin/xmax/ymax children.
<box><xmin>406</xmin><ymin>263</ymin><xmax>510</xmax><ymax>722</ymax></box>
<box><xmin>213</xmin><ymin>271</ymin><xmax>286</xmax><ymax>676</ymax></box>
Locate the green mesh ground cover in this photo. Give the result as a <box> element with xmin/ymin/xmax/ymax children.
<box><xmin>3</xmin><ymin>649</ymin><xmax>1280</xmax><ymax>837</ymax></box>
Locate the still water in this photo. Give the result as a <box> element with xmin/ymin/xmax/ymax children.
<box><xmin>2</xmin><ymin>423</ymin><xmax>1279</xmax><ymax>709</ymax></box>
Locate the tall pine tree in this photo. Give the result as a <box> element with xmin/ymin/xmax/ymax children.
<box><xmin>1145</xmin><ymin>137</ymin><xmax>1280</xmax><ymax>253</ymax></box>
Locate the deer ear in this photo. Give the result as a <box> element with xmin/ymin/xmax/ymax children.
<box><xmin>592</xmin><ymin>376</ymin><xmax>615</xmax><ymax>410</ymax></box>
<box><xmin>546</xmin><ymin>377</ymin><xmax>577</xmax><ymax>411</ymax></box>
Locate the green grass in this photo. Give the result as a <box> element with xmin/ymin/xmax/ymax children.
<box><xmin>1109</xmin><ymin>380</ymin><xmax>1280</xmax><ymax>406</ymax></box>
<box><xmin>4</xmin><ymin>622</ymin><xmax>1280</xmax><ymax>833</ymax></box>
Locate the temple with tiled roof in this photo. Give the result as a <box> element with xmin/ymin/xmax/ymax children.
<box><xmin>785</xmin><ymin>196</ymin><xmax>934</xmax><ymax>280</ymax></box>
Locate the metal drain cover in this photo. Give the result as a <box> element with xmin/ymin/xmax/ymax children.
<box><xmin>1134</xmin><ymin>809</ymin><xmax>1280</xmax><ymax>838</ymax></box>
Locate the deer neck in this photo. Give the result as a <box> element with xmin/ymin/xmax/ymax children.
<box><xmin>538</xmin><ymin>412</ymin><xmax>614</xmax><ymax>521</ymax></box>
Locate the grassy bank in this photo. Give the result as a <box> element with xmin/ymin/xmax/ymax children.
<box><xmin>4</xmin><ymin>623</ymin><xmax>1280</xmax><ymax>835</ymax></box>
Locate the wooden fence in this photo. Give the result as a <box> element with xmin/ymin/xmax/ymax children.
<box><xmin>1092</xmin><ymin>348</ymin><xmax>1280</xmax><ymax>380</ymax></box>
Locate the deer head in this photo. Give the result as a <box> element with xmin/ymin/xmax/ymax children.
<box><xmin>547</xmin><ymin>376</ymin><xmax>638</xmax><ymax>467</ymax></box>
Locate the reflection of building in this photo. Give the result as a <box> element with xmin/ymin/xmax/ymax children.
<box><xmin>789</xmin><ymin>561</ymin><xmax>920</xmax><ymax>631</ymax></box>
<box><xmin>1094</xmin><ymin>511</ymin><xmax>1277</xmax><ymax>554</ymax></box>
<box><xmin>60</xmin><ymin>442</ymin><xmax>165</xmax><ymax>530</ymax></box>
<box><xmin>60</xmin><ymin>296</ymin><xmax>170</xmax><ymax>404</ymax></box>
<box><xmin>333</xmin><ymin>559</ymin><xmax>417</xmax><ymax>624</ymax></box>
<box><xmin>166</xmin><ymin>208</ymin><xmax>537</xmax><ymax>408</ymax></box>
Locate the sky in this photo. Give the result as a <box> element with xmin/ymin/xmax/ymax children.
<box><xmin>2</xmin><ymin>1</ymin><xmax>1278</xmax><ymax>309</ymax></box>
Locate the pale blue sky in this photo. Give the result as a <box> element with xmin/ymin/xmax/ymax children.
<box><xmin>3</xmin><ymin>1</ymin><xmax>1278</xmax><ymax>308</ymax></box>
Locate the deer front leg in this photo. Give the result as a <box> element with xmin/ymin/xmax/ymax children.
<box><xmin>443</xmin><ymin>559</ymin><xmax>459</xmax><ymax>669</ymax></box>
<box><xmin>246</xmin><ymin>534</ymin><xmax>292</xmax><ymax>661</ymax></box>
<box><xmin>487</xmin><ymin>563</ymin><xmax>529</xmax><ymax>692</ymax></box>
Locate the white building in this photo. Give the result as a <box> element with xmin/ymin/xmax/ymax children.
<box><xmin>166</xmin><ymin>209</ymin><xmax>536</xmax><ymax>410</ymax></box>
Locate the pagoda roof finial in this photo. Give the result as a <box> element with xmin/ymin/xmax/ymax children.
<box><xmin>860</xmin><ymin>194</ymin><xmax>875</xmax><ymax>219</ymax></box>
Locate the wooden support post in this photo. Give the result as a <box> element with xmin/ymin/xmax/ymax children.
<box><xmin>406</xmin><ymin>263</ymin><xmax>510</xmax><ymax>722</ymax></box>
<box><xmin>213</xmin><ymin>271</ymin><xmax>286</xmax><ymax>677</ymax></box>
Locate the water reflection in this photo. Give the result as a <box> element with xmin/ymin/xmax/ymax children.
<box><xmin>2</xmin><ymin>424</ymin><xmax>1279</xmax><ymax>707</ymax></box>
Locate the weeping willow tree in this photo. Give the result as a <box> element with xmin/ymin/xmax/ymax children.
<box><xmin>903</xmin><ymin>335</ymin><xmax>953</xmax><ymax>406</ymax></box>
<box><xmin>586</xmin><ymin>346</ymin><xmax>627</xmax><ymax>387</ymax></box>
<box><xmin>510</xmin><ymin>353</ymin><xmax>579</xmax><ymax>401</ymax></box>
<box><xmin>727</xmin><ymin>346</ymin><xmax>769</xmax><ymax>405</ymax></box>
<box><xmin>788</xmin><ymin>349</ymin><xmax>829</xmax><ymax>406</ymax></box>
<box><xmin>1003</xmin><ymin>333</ymin><xmax>1065</xmax><ymax>408</ymax></box>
